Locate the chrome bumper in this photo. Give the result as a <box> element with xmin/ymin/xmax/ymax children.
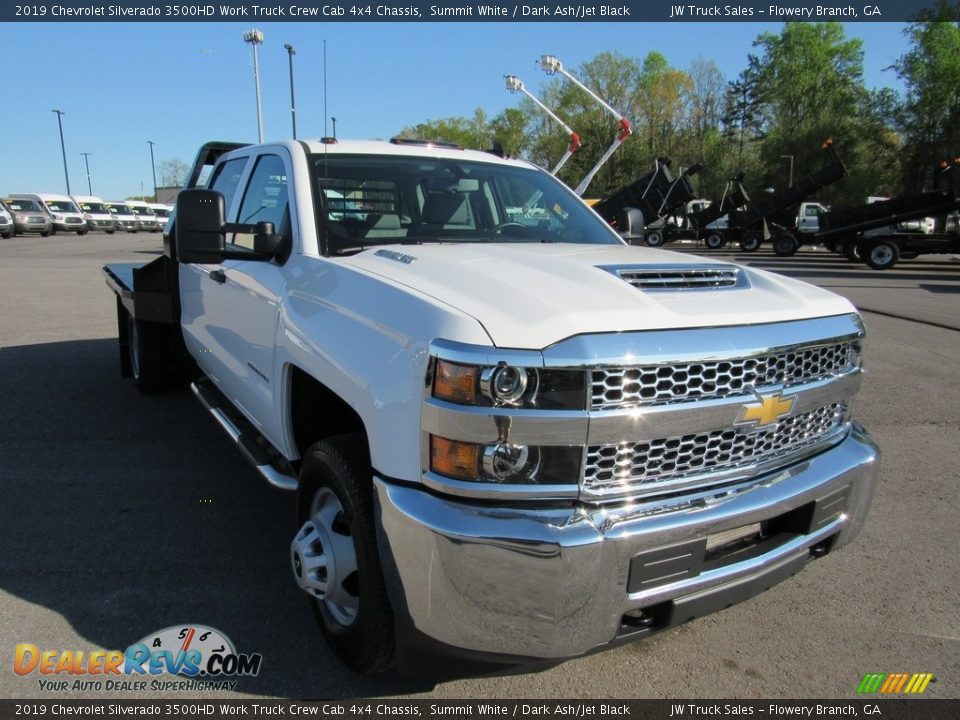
<box><xmin>375</xmin><ymin>424</ymin><xmax>878</xmax><ymax>660</ymax></box>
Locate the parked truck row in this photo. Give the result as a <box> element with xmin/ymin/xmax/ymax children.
<box><xmin>104</xmin><ymin>137</ymin><xmax>879</xmax><ymax>677</ymax></box>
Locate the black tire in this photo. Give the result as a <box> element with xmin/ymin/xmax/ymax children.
<box><xmin>773</xmin><ymin>234</ymin><xmax>799</xmax><ymax>256</ymax></box>
<box><xmin>106</xmin><ymin>230</ymin><xmax>115</xmax><ymax>235</ymax></box>
<box><xmin>645</xmin><ymin>231</ymin><xmax>664</xmax><ymax>247</ymax></box>
<box><xmin>296</xmin><ymin>435</ymin><xmax>394</xmax><ymax>674</ymax></box>
<box><xmin>822</xmin><ymin>240</ymin><xmax>838</xmax><ymax>254</ymax></box>
<box><xmin>1</xmin><ymin>232</ymin><xmax>10</xmax><ymax>239</ymax></box>
<box><xmin>739</xmin><ymin>237</ymin><xmax>760</xmax><ymax>252</ymax></box>
<box><xmin>843</xmin><ymin>242</ymin><xmax>862</xmax><ymax>262</ymax></box>
<box><xmin>865</xmin><ymin>241</ymin><xmax>899</xmax><ymax>270</ymax></box>
<box><xmin>127</xmin><ymin>313</ymin><xmax>171</xmax><ymax>394</ymax></box>
<box><xmin>41</xmin><ymin>230</ymin><xmax>50</xmax><ymax>237</ymax></box>
<box><xmin>77</xmin><ymin>228</ymin><xmax>88</xmax><ymax>236</ymax></box>
<box><xmin>705</xmin><ymin>232</ymin><xmax>726</xmax><ymax>250</ymax></box>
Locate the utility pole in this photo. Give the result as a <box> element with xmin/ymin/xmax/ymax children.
<box><xmin>52</xmin><ymin>109</ymin><xmax>71</xmax><ymax>194</ymax></box>
<box><xmin>80</xmin><ymin>153</ymin><xmax>93</xmax><ymax>195</ymax></box>
<box><xmin>781</xmin><ymin>155</ymin><xmax>794</xmax><ymax>187</ymax></box>
<box><xmin>148</xmin><ymin>141</ymin><xmax>158</xmax><ymax>199</ymax></box>
<box><xmin>243</xmin><ymin>29</ymin><xmax>265</xmax><ymax>143</ymax></box>
<box><xmin>284</xmin><ymin>44</ymin><xmax>297</xmax><ymax>139</ymax></box>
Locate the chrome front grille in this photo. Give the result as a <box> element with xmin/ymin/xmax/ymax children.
<box><xmin>584</xmin><ymin>402</ymin><xmax>846</xmax><ymax>493</ymax></box>
<box><xmin>591</xmin><ymin>341</ymin><xmax>856</xmax><ymax>410</ymax></box>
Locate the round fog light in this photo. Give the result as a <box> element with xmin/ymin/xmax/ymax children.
<box><xmin>483</xmin><ymin>443</ymin><xmax>540</xmax><ymax>482</ymax></box>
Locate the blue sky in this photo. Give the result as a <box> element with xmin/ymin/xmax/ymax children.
<box><xmin>0</xmin><ymin>22</ymin><xmax>912</xmax><ymax>201</ymax></box>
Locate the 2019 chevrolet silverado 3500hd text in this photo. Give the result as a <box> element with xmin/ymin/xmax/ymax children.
<box><xmin>103</xmin><ymin>139</ymin><xmax>879</xmax><ymax>676</ymax></box>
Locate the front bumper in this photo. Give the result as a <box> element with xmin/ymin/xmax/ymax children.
<box><xmin>15</xmin><ymin>221</ymin><xmax>51</xmax><ymax>233</ymax></box>
<box><xmin>375</xmin><ymin>424</ymin><xmax>878</xmax><ymax>661</ymax></box>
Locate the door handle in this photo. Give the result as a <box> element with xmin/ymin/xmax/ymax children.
<box><xmin>209</xmin><ymin>269</ymin><xmax>226</xmax><ymax>284</ymax></box>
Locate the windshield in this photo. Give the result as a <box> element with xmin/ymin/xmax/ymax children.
<box><xmin>153</xmin><ymin>208</ymin><xmax>170</xmax><ymax>219</ymax></box>
<box><xmin>45</xmin><ymin>200</ymin><xmax>80</xmax><ymax>213</ymax></box>
<box><xmin>79</xmin><ymin>203</ymin><xmax>109</xmax><ymax>213</ymax></box>
<box><xmin>6</xmin><ymin>199</ymin><xmax>41</xmax><ymax>212</ymax></box>
<box><xmin>310</xmin><ymin>154</ymin><xmax>623</xmax><ymax>251</ymax></box>
<box><xmin>131</xmin><ymin>206</ymin><xmax>155</xmax><ymax>216</ymax></box>
<box><xmin>106</xmin><ymin>204</ymin><xmax>130</xmax><ymax>214</ymax></box>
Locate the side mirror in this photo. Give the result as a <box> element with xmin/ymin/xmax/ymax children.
<box><xmin>176</xmin><ymin>192</ymin><xmax>289</xmax><ymax>264</ymax></box>
<box><xmin>622</xmin><ymin>208</ymin><xmax>646</xmax><ymax>245</ymax></box>
<box><xmin>176</xmin><ymin>189</ymin><xmax>226</xmax><ymax>264</ymax></box>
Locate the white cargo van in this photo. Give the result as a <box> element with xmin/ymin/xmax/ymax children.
<box><xmin>72</xmin><ymin>195</ymin><xmax>116</xmax><ymax>234</ymax></box>
<box><xmin>105</xmin><ymin>202</ymin><xmax>140</xmax><ymax>233</ymax></box>
<box><xmin>126</xmin><ymin>200</ymin><xmax>160</xmax><ymax>232</ymax></box>
<box><xmin>12</xmin><ymin>193</ymin><xmax>87</xmax><ymax>235</ymax></box>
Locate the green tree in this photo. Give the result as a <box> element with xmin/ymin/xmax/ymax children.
<box><xmin>751</xmin><ymin>23</ymin><xmax>867</xmax><ymax>205</ymax></box>
<box><xmin>892</xmin><ymin>1</ymin><xmax>960</xmax><ymax>190</ymax></box>
<box><xmin>396</xmin><ymin>107</ymin><xmax>492</xmax><ymax>149</ymax></box>
<box><xmin>489</xmin><ymin>107</ymin><xmax>530</xmax><ymax>158</ymax></box>
<box><xmin>722</xmin><ymin>54</ymin><xmax>765</xmax><ymax>170</ymax></box>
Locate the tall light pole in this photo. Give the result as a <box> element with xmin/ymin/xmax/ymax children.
<box><xmin>147</xmin><ymin>140</ymin><xmax>158</xmax><ymax>199</ymax></box>
<box><xmin>781</xmin><ymin>154</ymin><xmax>794</xmax><ymax>187</ymax></box>
<box><xmin>283</xmin><ymin>44</ymin><xmax>297</xmax><ymax>139</ymax></box>
<box><xmin>331</xmin><ymin>117</ymin><xmax>337</xmax><ymax>140</ymax></box>
<box><xmin>52</xmin><ymin>109</ymin><xmax>71</xmax><ymax>194</ymax></box>
<box><xmin>80</xmin><ymin>152</ymin><xmax>93</xmax><ymax>195</ymax></box>
<box><xmin>243</xmin><ymin>28</ymin><xmax>265</xmax><ymax>143</ymax></box>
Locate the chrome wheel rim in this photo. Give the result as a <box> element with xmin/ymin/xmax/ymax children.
<box><xmin>291</xmin><ymin>487</ymin><xmax>359</xmax><ymax>626</ymax></box>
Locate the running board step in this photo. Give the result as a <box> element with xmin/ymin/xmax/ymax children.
<box><xmin>191</xmin><ymin>379</ymin><xmax>298</xmax><ymax>491</ymax></box>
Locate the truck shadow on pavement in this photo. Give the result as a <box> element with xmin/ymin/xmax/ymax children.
<box><xmin>0</xmin><ymin>338</ymin><xmax>433</xmax><ymax>697</ymax></box>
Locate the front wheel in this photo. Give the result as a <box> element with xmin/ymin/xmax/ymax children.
<box><xmin>865</xmin><ymin>241</ymin><xmax>899</xmax><ymax>270</ymax></box>
<box><xmin>292</xmin><ymin>435</ymin><xmax>394</xmax><ymax>674</ymax></box>
<box><xmin>705</xmin><ymin>232</ymin><xmax>726</xmax><ymax>250</ymax></box>
<box><xmin>645</xmin><ymin>231</ymin><xmax>665</xmax><ymax>247</ymax></box>
<box><xmin>739</xmin><ymin>237</ymin><xmax>760</xmax><ymax>252</ymax></box>
<box><xmin>773</xmin><ymin>234</ymin><xmax>799</xmax><ymax>256</ymax></box>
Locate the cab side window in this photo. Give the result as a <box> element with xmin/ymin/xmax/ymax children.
<box><xmin>208</xmin><ymin>157</ymin><xmax>248</xmax><ymax>217</ymax></box>
<box><xmin>234</xmin><ymin>154</ymin><xmax>290</xmax><ymax>250</ymax></box>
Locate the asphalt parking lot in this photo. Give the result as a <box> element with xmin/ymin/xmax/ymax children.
<box><xmin>0</xmin><ymin>233</ymin><xmax>957</xmax><ymax>700</ymax></box>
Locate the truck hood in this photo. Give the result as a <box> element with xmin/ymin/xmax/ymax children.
<box><xmin>339</xmin><ymin>243</ymin><xmax>856</xmax><ymax>349</ymax></box>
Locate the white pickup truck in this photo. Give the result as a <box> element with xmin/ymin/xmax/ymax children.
<box><xmin>104</xmin><ymin>139</ymin><xmax>879</xmax><ymax>676</ymax></box>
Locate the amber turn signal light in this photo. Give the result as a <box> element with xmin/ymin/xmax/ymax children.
<box><xmin>430</xmin><ymin>436</ymin><xmax>481</xmax><ymax>481</ymax></box>
<box><xmin>433</xmin><ymin>360</ymin><xmax>479</xmax><ymax>404</ymax></box>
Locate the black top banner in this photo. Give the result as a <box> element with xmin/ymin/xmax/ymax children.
<box><xmin>3</xmin><ymin>0</ymin><xmax>954</xmax><ymax>23</ymax></box>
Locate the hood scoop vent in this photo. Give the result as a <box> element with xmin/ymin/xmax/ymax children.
<box><xmin>599</xmin><ymin>264</ymin><xmax>750</xmax><ymax>291</ymax></box>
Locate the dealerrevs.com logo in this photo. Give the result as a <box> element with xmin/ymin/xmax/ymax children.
<box><xmin>856</xmin><ymin>672</ymin><xmax>936</xmax><ymax>695</ymax></box>
<box><xmin>14</xmin><ymin>625</ymin><xmax>262</xmax><ymax>692</ymax></box>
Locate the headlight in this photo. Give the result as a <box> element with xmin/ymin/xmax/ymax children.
<box><xmin>480</xmin><ymin>365</ymin><xmax>531</xmax><ymax>404</ymax></box>
<box><xmin>431</xmin><ymin>359</ymin><xmax>584</xmax><ymax>410</ymax></box>
<box><xmin>429</xmin><ymin>435</ymin><xmax>580</xmax><ymax>485</ymax></box>
<box><xmin>53</xmin><ymin>214</ymin><xmax>63</xmax><ymax>220</ymax></box>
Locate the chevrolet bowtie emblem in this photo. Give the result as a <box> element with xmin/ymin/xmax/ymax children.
<box><xmin>735</xmin><ymin>388</ymin><xmax>797</xmax><ymax>429</ymax></box>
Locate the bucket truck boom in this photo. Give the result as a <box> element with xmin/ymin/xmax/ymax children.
<box><xmin>538</xmin><ymin>54</ymin><xmax>633</xmax><ymax>196</ymax></box>
<box><xmin>504</xmin><ymin>75</ymin><xmax>580</xmax><ymax>176</ymax></box>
